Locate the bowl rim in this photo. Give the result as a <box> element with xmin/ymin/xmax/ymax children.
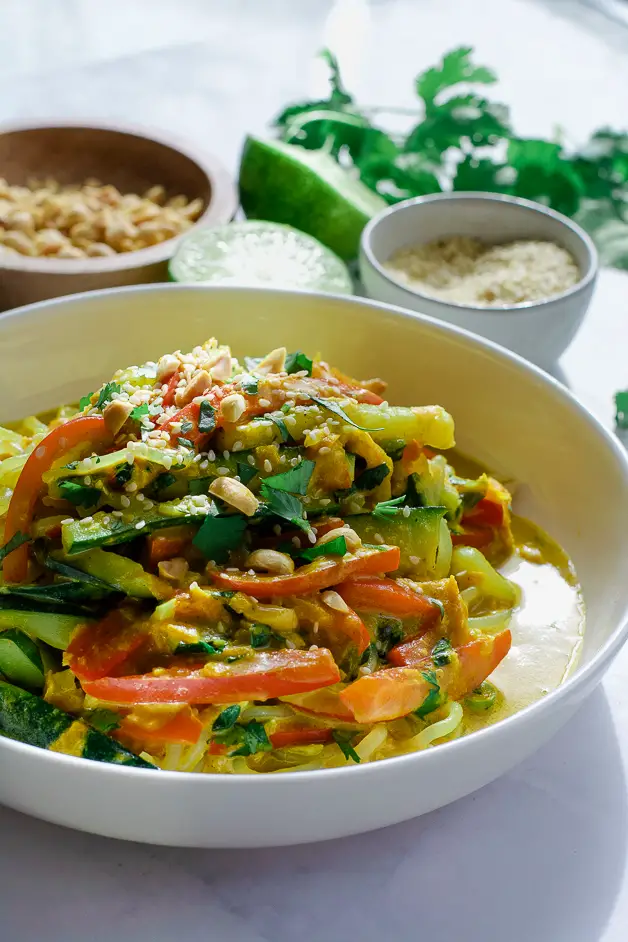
<box><xmin>0</xmin><ymin>282</ymin><xmax>627</xmax><ymax>789</ymax></box>
<box><xmin>0</xmin><ymin>119</ymin><xmax>238</xmax><ymax>275</ymax></box>
<box><xmin>360</xmin><ymin>190</ymin><xmax>599</xmax><ymax>314</ymax></box>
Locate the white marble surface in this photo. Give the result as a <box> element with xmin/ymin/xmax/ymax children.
<box><xmin>2</xmin><ymin>1</ymin><xmax>628</xmax><ymax>940</ymax></box>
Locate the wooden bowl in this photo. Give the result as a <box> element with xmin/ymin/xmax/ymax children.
<box><xmin>0</xmin><ymin>122</ymin><xmax>238</xmax><ymax>311</ymax></box>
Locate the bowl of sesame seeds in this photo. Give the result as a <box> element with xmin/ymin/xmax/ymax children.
<box><xmin>0</xmin><ymin>121</ymin><xmax>238</xmax><ymax>311</ymax></box>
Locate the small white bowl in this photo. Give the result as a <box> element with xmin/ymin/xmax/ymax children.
<box><xmin>360</xmin><ymin>192</ymin><xmax>598</xmax><ymax>368</ymax></box>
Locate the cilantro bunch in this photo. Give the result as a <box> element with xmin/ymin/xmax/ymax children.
<box><xmin>275</xmin><ymin>47</ymin><xmax>628</xmax><ymax>269</ymax></box>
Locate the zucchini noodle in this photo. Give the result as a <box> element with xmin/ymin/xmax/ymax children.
<box><xmin>355</xmin><ymin>723</ymin><xmax>388</xmax><ymax>761</ymax></box>
<box><xmin>240</xmin><ymin>704</ymin><xmax>294</xmax><ymax>723</ymax></box>
<box><xmin>408</xmin><ymin>702</ymin><xmax>464</xmax><ymax>750</ymax></box>
<box><xmin>468</xmin><ymin>610</ymin><xmax>513</xmax><ymax>633</ymax></box>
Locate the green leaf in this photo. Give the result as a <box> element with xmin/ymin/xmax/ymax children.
<box><xmin>0</xmin><ymin>531</ymin><xmax>31</xmax><ymax>566</ymax></box>
<box><xmin>198</xmin><ymin>400</ymin><xmax>216</xmax><ymax>435</ymax></box>
<box><xmin>115</xmin><ymin>463</ymin><xmax>133</xmax><ymax>487</ymax></box>
<box><xmin>249</xmin><ymin>624</ymin><xmax>272</xmax><ymax>648</ymax></box>
<box><xmin>193</xmin><ymin>514</ymin><xmax>247</xmax><ymax>562</ymax></box>
<box><xmin>381</xmin><ymin>439</ymin><xmax>406</xmax><ymax>462</ymax></box>
<box><xmin>213</xmin><ymin>704</ymin><xmax>241</xmax><ymax>731</ymax></box>
<box><xmin>415</xmin><ymin>669</ymin><xmax>443</xmax><ymax>717</ymax></box>
<box><xmin>375</xmin><ymin>617</ymin><xmax>404</xmax><ymax>656</ymax></box>
<box><xmin>175</xmin><ymin>640</ymin><xmax>224</xmax><ymax>656</ymax></box>
<box><xmin>405</xmin><ymin>96</ymin><xmax>510</xmax><ymax>160</ymax></box>
<box><xmin>269</xmin><ymin>414</ymin><xmax>291</xmax><ymax>442</ymax></box>
<box><xmin>431</xmin><ymin>637</ymin><xmax>453</xmax><ymax>666</ymax></box>
<box><xmin>285</xmin><ymin>351</ymin><xmax>313</xmax><ymax>375</ymax></box>
<box><xmin>88</xmin><ymin>709</ymin><xmax>120</xmax><ymax>734</ymax></box>
<box><xmin>263</xmin><ymin>459</ymin><xmax>315</xmax><ymax>495</ymax></box>
<box><xmin>58</xmin><ymin>479</ymin><xmax>100</xmax><ymax>508</ymax></box>
<box><xmin>372</xmin><ymin>495</ymin><xmax>406</xmax><ymax>518</ymax></box>
<box><xmin>178</xmin><ymin>437</ymin><xmax>195</xmax><ymax>450</ymax></box>
<box><xmin>615</xmin><ymin>391</ymin><xmax>628</xmax><ymax>429</ymax></box>
<box><xmin>96</xmin><ymin>382</ymin><xmax>121</xmax><ymax>410</ymax></box>
<box><xmin>416</xmin><ymin>47</ymin><xmax>497</xmax><ymax>111</ymax></box>
<box><xmin>230</xmin><ymin>720</ymin><xmax>272</xmax><ymax>757</ymax></box>
<box><xmin>508</xmin><ymin>138</ymin><xmax>584</xmax><ymax>217</ymax></box>
<box><xmin>356</xmin><ymin>463</ymin><xmax>389</xmax><ymax>491</ymax></box>
<box><xmin>240</xmin><ymin>375</ymin><xmax>259</xmax><ymax>395</ymax></box>
<box><xmin>300</xmin><ymin>535</ymin><xmax>347</xmax><ymax>562</ymax></box>
<box><xmin>260</xmin><ymin>482</ymin><xmax>312</xmax><ymax>535</ymax></box>
<box><xmin>320</xmin><ymin>48</ymin><xmax>354</xmax><ymax>107</ymax></box>
<box><xmin>152</xmin><ymin>471</ymin><xmax>176</xmax><ymax>493</ymax></box>
<box><xmin>130</xmin><ymin>403</ymin><xmax>149</xmax><ymax>422</ymax></box>
<box><xmin>180</xmin><ymin>420</ymin><xmax>194</xmax><ymax>435</ymax></box>
<box><xmin>79</xmin><ymin>392</ymin><xmax>94</xmax><ymax>410</ymax></box>
<box><xmin>237</xmin><ymin>461</ymin><xmax>258</xmax><ymax>486</ymax></box>
<box><xmin>308</xmin><ymin>395</ymin><xmax>384</xmax><ymax>431</ymax></box>
<box><xmin>452</xmin><ymin>155</ymin><xmax>512</xmax><ymax>193</ymax></box>
<box><xmin>332</xmin><ymin>729</ymin><xmax>361</xmax><ymax>763</ymax></box>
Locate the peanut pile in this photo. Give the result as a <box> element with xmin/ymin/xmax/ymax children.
<box><xmin>0</xmin><ymin>178</ymin><xmax>204</xmax><ymax>259</ymax></box>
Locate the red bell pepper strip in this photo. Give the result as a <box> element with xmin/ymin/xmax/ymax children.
<box><xmin>332</xmin><ymin>609</ymin><xmax>371</xmax><ymax>655</ymax></box>
<box><xmin>387</xmin><ymin>626</ymin><xmax>443</xmax><ymax>667</ymax></box>
<box><xmin>81</xmin><ymin>648</ymin><xmax>341</xmax><ymax>705</ymax></box>
<box><xmin>2</xmin><ymin>415</ymin><xmax>112</xmax><ymax>583</ymax></box>
<box><xmin>118</xmin><ymin>707</ymin><xmax>203</xmax><ymax>745</ymax></box>
<box><xmin>67</xmin><ymin>609</ymin><xmax>147</xmax><ymax>681</ymax></box>
<box><xmin>337</xmin><ymin>577</ymin><xmax>442</xmax><ymax>620</ymax></box>
<box><xmin>340</xmin><ymin>629</ymin><xmax>511</xmax><ymax>723</ymax></box>
<box><xmin>269</xmin><ymin>725</ymin><xmax>334</xmax><ymax>749</ymax></box>
<box><xmin>147</xmin><ymin>527</ymin><xmax>195</xmax><ymax>567</ymax></box>
<box><xmin>451</xmin><ymin>526</ymin><xmax>494</xmax><ymax>549</ymax></box>
<box><xmin>462</xmin><ymin>497</ymin><xmax>504</xmax><ymax>528</ymax></box>
<box><xmin>212</xmin><ymin>546</ymin><xmax>400</xmax><ymax>600</ymax></box>
<box><xmin>160</xmin><ymin>371</ymin><xmax>181</xmax><ymax>409</ymax></box>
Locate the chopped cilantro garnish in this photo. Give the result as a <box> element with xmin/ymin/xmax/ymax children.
<box><xmin>415</xmin><ymin>670</ymin><xmax>443</xmax><ymax>717</ymax></box>
<box><xmin>260</xmin><ymin>482</ymin><xmax>313</xmax><ymax>535</ymax></box>
<box><xmin>198</xmin><ymin>400</ymin><xmax>216</xmax><ymax>434</ymax></box>
<box><xmin>375</xmin><ymin>617</ymin><xmax>404</xmax><ymax>657</ymax></box>
<box><xmin>0</xmin><ymin>531</ymin><xmax>31</xmax><ymax>566</ymax></box>
<box><xmin>240</xmin><ymin>375</ymin><xmax>259</xmax><ymax>395</ymax></box>
<box><xmin>178</xmin><ymin>437</ymin><xmax>195</xmax><ymax>450</ymax></box>
<box><xmin>96</xmin><ymin>382</ymin><xmax>121</xmax><ymax>410</ymax></box>
<box><xmin>263</xmin><ymin>459</ymin><xmax>315</xmax><ymax>495</ymax></box>
<box><xmin>249</xmin><ymin>624</ymin><xmax>272</xmax><ymax>648</ymax></box>
<box><xmin>231</xmin><ymin>720</ymin><xmax>272</xmax><ymax>757</ymax></box>
<box><xmin>88</xmin><ymin>709</ymin><xmax>120</xmax><ymax>734</ymax></box>
<box><xmin>285</xmin><ymin>351</ymin><xmax>313</xmax><ymax>375</ymax></box>
<box><xmin>114</xmin><ymin>463</ymin><xmax>133</xmax><ymax>487</ymax></box>
<box><xmin>130</xmin><ymin>403</ymin><xmax>150</xmax><ymax>422</ymax></box>
<box><xmin>213</xmin><ymin>704</ymin><xmax>241</xmax><ymax>731</ymax></box>
<box><xmin>153</xmin><ymin>471</ymin><xmax>176</xmax><ymax>493</ymax></box>
<box><xmin>332</xmin><ymin>730</ymin><xmax>361</xmax><ymax>763</ymax></box>
<box><xmin>193</xmin><ymin>513</ymin><xmax>247</xmax><ymax>562</ymax></box>
<box><xmin>269</xmin><ymin>414</ymin><xmax>291</xmax><ymax>442</ymax></box>
<box><xmin>300</xmin><ymin>535</ymin><xmax>347</xmax><ymax>561</ymax></box>
<box><xmin>175</xmin><ymin>640</ymin><xmax>224</xmax><ymax>656</ymax></box>
<box><xmin>79</xmin><ymin>392</ymin><xmax>94</xmax><ymax>411</ymax></box>
<box><xmin>309</xmin><ymin>395</ymin><xmax>384</xmax><ymax>431</ymax></box>
<box><xmin>372</xmin><ymin>495</ymin><xmax>406</xmax><ymax>518</ymax></box>
<box><xmin>180</xmin><ymin>420</ymin><xmax>194</xmax><ymax>435</ymax></box>
<box><xmin>431</xmin><ymin>637</ymin><xmax>453</xmax><ymax>666</ymax></box>
<box><xmin>188</xmin><ymin>479</ymin><xmax>210</xmax><ymax>496</ymax></box>
<box><xmin>58</xmin><ymin>479</ymin><xmax>100</xmax><ymax>507</ymax></box>
<box><xmin>356</xmin><ymin>463</ymin><xmax>389</xmax><ymax>491</ymax></box>
<box><xmin>236</xmin><ymin>461</ymin><xmax>257</xmax><ymax>486</ymax></box>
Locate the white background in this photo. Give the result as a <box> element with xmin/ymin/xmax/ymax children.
<box><xmin>2</xmin><ymin>2</ymin><xmax>628</xmax><ymax>940</ymax></box>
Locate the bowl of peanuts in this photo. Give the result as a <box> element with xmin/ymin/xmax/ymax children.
<box><xmin>0</xmin><ymin>122</ymin><xmax>238</xmax><ymax>311</ymax></box>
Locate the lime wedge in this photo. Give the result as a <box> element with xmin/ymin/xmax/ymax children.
<box><xmin>238</xmin><ymin>136</ymin><xmax>386</xmax><ymax>261</ymax></box>
<box><xmin>169</xmin><ymin>221</ymin><xmax>353</xmax><ymax>294</ymax></box>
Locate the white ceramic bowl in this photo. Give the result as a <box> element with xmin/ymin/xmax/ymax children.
<box><xmin>1</xmin><ymin>284</ymin><xmax>627</xmax><ymax>848</ymax></box>
<box><xmin>360</xmin><ymin>192</ymin><xmax>598</xmax><ymax>368</ymax></box>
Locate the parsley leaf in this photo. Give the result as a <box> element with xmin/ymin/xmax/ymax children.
<box><xmin>250</xmin><ymin>623</ymin><xmax>272</xmax><ymax>648</ymax></box>
<box><xmin>79</xmin><ymin>392</ymin><xmax>94</xmax><ymax>411</ymax></box>
<box><xmin>332</xmin><ymin>730</ymin><xmax>361</xmax><ymax>763</ymax></box>
<box><xmin>58</xmin><ymin>479</ymin><xmax>100</xmax><ymax>507</ymax></box>
<box><xmin>237</xmin><ymin>460</ymin><xmax>257</xmax><ymax>486</ymax></box>
<box><xmin>231</xmin><ymin>721</ymin><xmax>272</xmax><ymax>757</ymax></box>
<box><xmin>178</xmin><ymin>437</ymin><xmax>195</xmax><ymax>450</ymax></box>
<box><xmin>431</xmin><ymin>637</ymin><xmax>453</xmax><ymax>666</ymax></box>
<box><xmin>96</xmin><ymin>382</ymin><xmax>121</xmax><ymax>410</ymax></box>
<box><xmin>213</xmin><ymin>705</ymin><xmax>241</xmax><ymax>731</ymax></box>
<box><xmin>114</xmin><ymin>462</ymin><xmax>133</xmax><ymax>487</ymax></box>
<box><xmin>415</xmin><ymin>670</ymin><xmax>443</xmax><ymax>717</ymax></box>
<box><xmin>130</xmin><ymin>403</ymin><xmax>150</xmax><ymax>422</ymax></box>
<box><xmin>269</xmin><ymin>414</ymin><xmax>291</xmax><ymax>442</ymax></box>
<box><xmin>309</xmin><ymin>396</ymin><xmax>384</xmax><ymax>431</ymax></box>
<box><xmin>193</xmin><ymin>513</ymin><xmax>247</xmax><ymax>562</ymax></box>
<box><xmin>356</xmin><ymin>463</ymin><xmax>389</xmax><ymax>491</ymax></box>
<box><xmin>0</xmin><ymin>531</ymin><xmax>31</xmax><ymax>566</ymax></box>
<box><xmin>416</xmin><ymin>46</ymin><xmax>497</xmax><ymax>112</ymax></box>
<box><xmin>285</xmin><ymin>351</ymin><xmax>313</xmax><ymax>375</ymax></box>
<box><xmin>240</xmin><ymin>375</ymin><xmax>259</xmax><ymax>395</ymax></box>
<box><xmin>263</xmin><ymin>459</ymin><xmax>315</xmax><ymax>495</ymax></box>
<box><xmin>260</xmin><ymin>482</ymin><xmax>313</xmax><ymax>535</ymax></box>
<box><xmin>372</xmin><ymin>495</ymin><xmax>406</xmax><ymax>518</ymax></box>
<box><xmin>198</xmin><ymin>400</ymin><xmax>216</xmax><ymax>434</ymax></box>
<box><xmin>88</xmin><ymin>709</ymin><xmax>120</xmax><ymax>734</ymax></box>
<box><xmin>300</xmin><ymin>535</ymin><xmax>347</xmax><ymax>561</ymax></box>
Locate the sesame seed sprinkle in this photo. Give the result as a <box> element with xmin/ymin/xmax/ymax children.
<box><xmin>374</xmin><ymin>533</ymin><xmax>384</xmax><ymax>544</ymax></box>
<box><xmin>217</xmin><ymin>466</ymin><xmax>229</xmax><ymax>475</ymax></box>
<box><xmin>409</xmin><ymin>555</ymin><xmax>420</xmax><ymax>565</ymax></box>
<box><xmin>121</xmin><ymin>496</ymin><xmax>131</xmax><ymax>508</ymax></box>
<box><xmin>135</xmin><ymin>521</ymin><xmax>146</xmax><ymax>530</ymax></box>
<box><xmin>402</xmin><ymin>505</ymin><xmax>411</xmax><ymax>517</ymax></box>
<box><xmin>263</xmin><ymin>459</ymin><xmax>272</xmax><ymax>473</ymax></box>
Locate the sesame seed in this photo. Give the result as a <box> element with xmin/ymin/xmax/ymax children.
<box><xmin>302</xmin><ymin>429</ymin><xmax>311</xmax><ymax>437</ymax></box>
<box><xmin>291</xmin><ymin>536</ymin><xmax>301</xmax><ymax>548</ymax></box>
<box><xmin>279</xmin><ymin>454</ymin><xmax>287</xmax><ymax>464</ymax></box>
<box><xmin>247</xmin><ymin>454</ymin><xmax>256</xmax><ymax>466</ymax></box>
<box><xmin>309</xmin><ymin>644</ymin><xmax>319</xmax><ymax>651</ymax></box>
<box><xmin>409</xmin><ymin>555</ymin><xmax>420</xmax><ymax>565</ymax></box>
<box><xmin>102</xmin><ymin>516</ymin><xmax>110</xmax><ymax>525</ymax></box>
<box><xmin>61</xmin><ymin>517</ymin><xmax>74</xmax><ymax>525</ymax></box>
<box><xmin>320</xmin><ymin>498</ymin><xmax>331</xmax><ymax>506</ymax></box>
<box><xmin>135</xmin><ymin>521</ymin><xmax>146</xmax><ymax>530</ymax></box>
<box><xmin>225</xmin><ymin>567</ymin><xmax>239</xmax><ymax>573</ymax></box>
<box><xmin>136</xmin><ymin>493</ymin><xmax>145</xmax><ymax>502</ymax></box>
<box><xmin>374</xmin><ymin>533</ymin><xmax>384</xmax><ymax>544</ymax></box>
<box><xmin>81</xmin><ymin>516</ymin><xmax>93</xmax><ymax>524</ymax></box>
<box><xmin>232</xmin><ymin>441</ymin><xmax>243</xmax><ymax>452</ymax></box>
<box><xmin>83</xmin><ymin>475</ymin><xmax>92</xmax><ymax>485</ymax></box>
<box><xmin>208</xmin><ymin>450</ymin><xmax>216</xmax><ymax>462</ymax></box>
<box><xmin>285</xmin><ymin>415</ymin><xmax>297</xmax><ymax>427</ymax></box>
<box><xmin>285</xmin><ymin>638</ymin><xmax>297</xmax><ymax>649</ymax></box>
<box><xmin>217</xmin><ymin>466</ymin><xmax>229</xmax><ymax>474</ymax></box>
<box><xmin>223</xmin><ymin>451</ymin><xmax>230</xmax><ymax>460</ymax></box>
<box><xmin>290</xmin><ymin>457</ymin><xmax>299</xmax><ymax>467</ymax></box>
<box><xmin>402</xmin><ymin>505</ymin><xmax>411</xmax><ymax>518</ymax></box>
<box><xmin>258</xmin><ymin>398</ymin><xmax>271</xmax><ymax>408</ymax></box>
<box><xmin>273</xmin><ymin>524</ymin><xmax>282</xmax><ymax>536</ymax></box>
<box><xmin>248</xmin><ymin>569</ymin><xmax>256</xmax><ymax>576</ymax></box>
<box><xmin>318</xmin><ymin>446</ymin><xmax>330</xmax><ymax>455</ymax></box>
<box><xmin>194</xmin><ymin>453</ymin><xmax>203</xmax><ymax>463</ymax></box>
<box><xmin>125</xmin><ymin>482</ymin><xmax>138</xmax><ymax>493</ymax></box>
<box><xmin>263</xmin><ymin>459</ymin><xmax>272</xmax><ymax>473</ymax></box>
<box><xmin>143</xmin><ymin>500</ymin><xmax>154</xmax><ymax>509</ymax></box>
<box><xmin>359</xmin><ymin>665</ymin><xmax>372</xmax><ymax>675</ymax></box>
<box><xmin>303</xmin><ymin>496</ymin><xmax>311</xmax><ymax>504</ymax></box>
<box><xmin>35</xmin><ymin>446</ymin><xmax>46</xmax><ymax>458</ymax></box>
<box><xmin>111</xmin><ymin>510</ymin><xmax>123</xmax><ymax>518</ymax></box>
<box><xmin>307</xmin><ymin>530</ymin><xmax>317</xmax><ymax>544</ymax></box>
<box><xmin>121</xmin><ymin>495</ymin><xmax>131</xmax><ymax>508</ymax></box>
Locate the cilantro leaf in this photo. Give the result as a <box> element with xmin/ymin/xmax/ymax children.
<box><xmin>193</xmin><ymin>514</ymin><xmax>247</xmax><ymax>562</ymax></box>
<box><xmin>309</xmin><ymin>396</ymin><xmax>384</xmax><ymax>431</ymax></box>
<box><xmin>237</xmin><ymin>461</ymin><xmax>257</xmax><ymax>486</ymax></box>
<box><xmin>130</xmin><ymin>403</ymin><xmax>149</xmax><ymax>422</ymax></box>
<box><xmin>114</xmin><ymin>463</ymin><xmax>133</xmax><ymax>487</ymax></box>
<box><xmin>79</xmin><ymin>392</ymin><xmax>94</xmax><ymax>410</ymax></box>
<box><xmin>240</xmin><ymin>375</ymin><xmax>259</xmax><ymax>395</ymax></box>
<box><xmin>269</xmin><ymin>414</ymin><xmax>291</xmax><ymax>442</ymax></box>
<box><xmin>88</xmin><ymin>709</ymin><xmax>120</xmax><ymax>734</ymax></box>
<box><xmin>372</xmin><ymin>495</ymin><xmax>406</xmax><ymax>518</ymax></box>
<box><xmin>231</xmin><ymin>720</ymin><xmax>272</xmax><ymax>757</ymax></box>
<box><xmin>375</xmin><ymin>617</ymin><xmax>404</xmax><ymax>657</ymax></box>
<box><xmin>96</xmin><ymin>382</ymin><xmax>121</xmax><ymax>410</ymax></box>
<box><xmin>198</xmin><ymin>400</ymin><xmax>216</xmax><ymax>434</ymax></box>
<box><xmin>300</xmin><ymin>535</ymin><xmax>347</xmax><ymax>561</ymax></box>
<box><xmin>180</xmin><ymin>420</ymin><xmax>194</xmax><ymax>435</ymax></box>
<box><xmin>0</xmin><ymin>531</ymin><xmax>31</xmax><ymax>566</ymax></box>
<box><xmin>285</xmin><ymin>351</ymin><xmax>313</xmax><ymax>375</ymax></box>
<box><xmin>58</xmin><ymin>479</ymin><xmax>100</xmax><ymax>507</ymax></box>
<box><xmin>415</xmin><ymin>670</ymin><xmax>443</xmax><ymax>717</ymax></box>
<box><xmin>213</xmin><ymin>705</ymin><xmax>241</xmax><ymax>731</ymax></box>
<box><xmin>178</xmin><ymin>437</ymin><xmax>195</xmax><ymax>450</ymax></box>
<box><xmin>175</xmin><ymin>640</ymin><xmax>224</xmax><ymax>656</ymax></box>
<box><xmin>263</xmin><ymin>459</ymin><xmax>315</xmax><ymax>495</ymax></box>
<box><xmin>152</xmin><ymin>471</ymin><xmax>176</xmax><ymax>493</ymax></box>
<box><xmin>250</xmin><ymin>624</ymin><xmax>272</xmax><ymax>648</ymax></box>
<box><xmin>332</xmin><ymin>730</ymin><xmax>361</xmax><ymax>763</ymax></box>
<box><xmin>431</xmin><ymin>637</ymin><xmax>453</xmax><ymax>667</ymax></box>
<box><xmin>260</xmin><ymin>482</ymin><xmax>312</xmax><ymax>535</ymax></box>
<box><xmin>355</xmin><ymin>463</ymin><xmax>389</xmax><ymax>491</ymax></box>
<box><xmin>416</xmin><ymin>46</ymin><xmax>497</xmax><ymax>112</ymax></box>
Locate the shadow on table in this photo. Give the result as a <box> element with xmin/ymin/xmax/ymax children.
<box><xmin>186</xmin><ymin>686</ymin><xmax>627</xmax><ymax>942</ymax></box>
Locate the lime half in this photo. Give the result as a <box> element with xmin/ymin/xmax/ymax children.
<box><xmin>239</xmin><ymin>136</ymin><xmax>386</xmax><ymax>260</ymax></box>
<box><xmin>169</xmin><ymin>221</ymin><xmax>353</xmax><ymax>294</ymax></box>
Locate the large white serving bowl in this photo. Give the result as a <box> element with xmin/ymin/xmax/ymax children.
<box><xmin>1</xmin><ymin>284</ymin><xmax>628</xmax><ymax>848</ymax></box>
